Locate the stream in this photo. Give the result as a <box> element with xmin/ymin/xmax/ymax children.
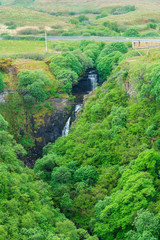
<box><xmin>62</xmin><ymin>69</ymin><xmax>98</xmax><ymax>136</ymax></box>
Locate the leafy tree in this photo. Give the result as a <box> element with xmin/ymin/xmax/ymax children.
<box><xmin>97</xmin><ymin>51</ymin><xmax>123</xmax><ymax>82</ymax></box>
<box><xmin>147</xmin><ymin>22</ymin><xmax>157</xmax><ymax>29</ymax></box>
<box><xmin>126</xmin><ymin>209</ymin><xmax>160</xmax><ymax>240</ymax></box>
<box><xmin>51</xmin><ymin>166</ymin><xmax>71</xmax><ymax>185</ymax></box>
<box><xmin>74</xmin><ymin>166</ymin><xmax>98</xmax><ymax>185</ymax></box>
<box><xmin>84</xmin><ymin>43</ymin><xmax>101</xmax><ymax>62</ymax></box>
<box><xmin>78</xmin><ymin>15</ymin><xmax>89</xmax><ymax>22</ymax></box>
<box><xmin>27</xmin><ymin>81</ymin><xmax>46</xmax><ymax>101</ymax></box>
<box><xmin>0</xmin><ymin>73</ymin><xmax>4</xmax><ymax>92</ymax></box>
<box><xmin>131</xmin><ymin>149</ymin><xmax>160</xmax><ymax>179</ymax></box>
<box><xmin>50</xmin><ymin>52</ymin><xmax>82</xmax><ymax>75</ymax></box>
<box><xmin>62</xmin><ymin>52</ymin><xmax>82</xmax><ymax>74</ymax></box>
<box><xmin>94</xmin><ymin>172</ymin><xmax>155</xmax><ymax>239</ymax></box>
<box><xmin>55</xmin><ymin>220</ymin><xmax>79</xmax><ymax>240</ymax></box>
<box><xmin>146</xmin><ymin>124</ymin><xmax>158</xmax><ymax>137</ymax></box>
<box><xmin>70</xmin><ymin>18</ymin><xmax>79</xmax><ymax>25</ymax></box>
<box><xmin>99</xmin><ymin>42</ymin><xmax>128</xmax><ymax>57</ymax></box>
<box><xmin>34</xmin><ymin>153</ymin><xmax>59</xmax><ymax>181</ymax></box>
<box><xmin>110</xmin><ymin>105</ymin><xmax>129</xmax><ymax>128</ymax></box>
<box><xmin>56</xmin><ymin>69</ymin><xmax>78</xmax><ymax>84</ymax></box>
<box><xmin>60</xmin><ymin>193</ymin><xmax>74</xmax><ymax>214</ymax></box>
<box><xmin>111</xmin><ymin>5</ymin><xmax>136</xmax><ymax>15</ymax></box>
<box><xmin>74</xmin><ymin>50</ymin><xmax>93</xmax><ymax>71</ymax></box>
<box><xmin>18</xmin><ymin>70</ymin><xmax>49</xmax><ymax>87</ymax></box>
<box><xmin>124</xmin><ymin>27</ymin><xmax>140</xmax><ymax>37</ymax></box>
<box><xmin>0</xmin><ymin>114</ymin><xmax>8</xmax><ymax>131</ymax></box>
<box><xmin>79</xmin><ymin>40</ymin><xmax>95</xmax><ymax>51</ymax></box>
<box><xmin>103</xmin><ymin>21</ymin><xmax>120</xmax><ymax>32</ymax></box>
<box><xmin>18</xmin><ymin>70</ymin><xmax>50</xmax><ymax>103</ymax></box>
<box><xmin>62</xmin><ymin>80</ymin><xmax>72</xmax><ymax>94</ymax></box>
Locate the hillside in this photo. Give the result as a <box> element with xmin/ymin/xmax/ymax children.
<box><xmin>0</xmin><ymin>1</ymin><xmax>160</xmax><ymax>239</ymax></box>
<box><xmin>0</xmin><ymin>0</ymin><xmax>160</xmax><ymax>37</ymax></box>
<box><xmin>0</xmin><ymin>37</ymin><xmax>160</xmax><ymax>239</ymax></box>
<box><xmin>1</xmin><ymin>0</ymin><xmax>160</xmax><ymax>12</ymax></box>
<box><xmin>33</xmin><ymin>45</ymin><xmax>160</xmax><ymax>239</ymax></box>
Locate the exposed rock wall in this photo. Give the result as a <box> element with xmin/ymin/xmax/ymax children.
<box><xmin>0</xmin><ymin>91</ymin><xmax>10</xmax><ymax>103</ymax></box>
<box><xmin>22</xmin><ymin>98</ymin><xmax>75</xmax><ymax>167</ymax></box>
<box><xmin>0</xmin><ymin>91</ymin><xmax>15</xmax><ymax>103</ymax></box>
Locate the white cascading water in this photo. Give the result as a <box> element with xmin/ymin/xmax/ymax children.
<box><xmin>75</xmin><ymin>104</ymin><xmax>83</xmax><ymax>113</ymax></box>
<box><xmin>62</xmin><ymin>117</ymin><xmax>71</xmax><ymax>137</ymax></box>
<box><xmin>62</xmin><ymin>71</ymin><xmax>98</xmax><ymax>137</ymax></box>
<box><xmin>88</xmin><ymin>70</ymin><xmax>98</xmax><ymax>91</ymax></box>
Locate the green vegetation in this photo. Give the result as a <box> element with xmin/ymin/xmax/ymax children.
<box><xmin>124</xmin><ymin>27</ymin><xmax>140</xmax><ymax>37</ymax></box>
<box><xmin>18</xmin><ymin>70</ymin><xmax>51</xmax><ymax>104</ymax></box>
<box><xmin>30</xmin><ymin>47</ymin><xmax>160</xmax><ymax>239</ymax></box>
<box><xmin>0</xmin><ymin>40</ymin><xmax>53</xmax><ymax>56</ymax></box>
<box><xmin>0</xmin><ymin>1</ymin><xmax>160</xmax><ymax>37</ymax></box>
<box><xmin>49</xmin><ymin>41</ymin><xmax>101</xmax><ymax>93</ymax></box>
<box><xmin>126</xmin><ymin>209</ymin><xmax>160</xmax><ymax>240</ymax></box>
<box><xmin>0</xmin><ymin>72</ymin><xmax>5</xmax><ymax>92</ymax></box>
<box><xmin>1</xmin><ymin>1</ymin><xmax>160</xmax><ymax>236</ymax></box>
<box><xmin>0</xmin><ymin>113</ymin><xmax>98</xmax><ymax>240</ymax></box>
<box><xmin>96</xmin><ymin>42</ymin><xmax>128</xmax><ymax>82</ymax></box>
<box><xmin>110</xmin><ymin>5</ymin><xmax>136</xmax><ymax>15</ymax></box>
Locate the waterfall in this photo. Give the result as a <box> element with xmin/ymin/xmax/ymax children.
<box><xmin>75</xmin><ymin>104</ymin><xmax>83</xmax><ymax>113</ymax></box>
<box><xmin>88</xmin><ymin>71</ymin><xmax>97</xmax><ymax>91</ymax></box>
<box><xmin>62</xmin><ymin>117</ymin><xmax>71</xmax><ymax>137</ymax></box>
<box><xmin>62</xmin><ymin>104</ymin><xmax>82</xmax><ymax>137</ymax></box>
<box><xmin>62</xmin><ymin>70</ymin><xmax>98</xmax><ymax>137</ymax></box>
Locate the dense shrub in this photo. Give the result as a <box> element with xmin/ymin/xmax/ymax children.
<box><xmin>147</xmin><ymin>22</ymin><xmax>157</xmax><ymax>29</ymax></box>
<box><xmin>78</xmin><ymin>15</ymin><xmax>89</xmax><ymax>22</ymax></box>
<box><xmin>97</xmin><ymin>51</ymin><xmax>123</xmax><ymax>82</ymax></box>
<box><xmin>142</xmin><ymin>31</ymin><xmax>159</xmax><ymax>37</ymax></box>
<box><xmin>126</xmin><ymin>209</ymin><xmax>160</xmax><ymax>240</ymax></box>
<box><xmin>0</xmin><ymin>72</ymin><xmax>4</xmax><ymax>92</ymax></box>
<box><xmin>7</xmin><ymin>25</ymin><xmax>17</xmax><ymax>29</ymax></box>
<box><xmin>70</xmin><ymin>18</ymin><xmax>79</xmax><ymax>25</ymax></box>
<box><xmin>111</xmin><ymin>5</ymin><xmax>136</xmax><ymax>15</ymax></box>
<box><xmin>18</xmin><ymin>70</ymin><xmax>50</xmax><ymax>104</ymax></box>
<box><xmin>96</xmin><ymin>13</ymin><xmax>108</xmax><ymax>19</ymax></box>
<box><xmin>17</xmin><ymin>28</ymin><xmax>40</xmax><ymax>35</ymax></box>
<box><xmin>99</xmin><ymin>42</ymin><xmax>128</xmax><ymax>57</ymax></box>
<box><xmin>56</xmin><ymin>69</ymin><xmax>79</xmax><ymax>84</ymax></box>
<box><xmin>5</xmin><ymin>21</ymin><xmax>16</xmax><ymax>27</ymax></box>
<box><xmin>103</xmin><ymin>21</ymin><xmax>120</xmax><ymax>33</ymax></box>
<box><xmin>74</xmin><ymin>166</ymin><xmax>98</xmax><ymax>185</ymax></box>
<box><xmin>0</xmin><ymin>114</ymin><xmax>8</xmax><ymax>131</ymax></box>
<box><xmin>124</xmin><ymin>27</ymin><xmax>140</xmax><ymax>37</ymax></box>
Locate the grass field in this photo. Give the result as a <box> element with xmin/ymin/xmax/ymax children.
<box><xmin>2</xmin><ymin>0</ymin><xmax>160</xmax><ymax>12</ymax></box>
<box><xmin>0</xmin><ymin>40</ymin><xmax>53</xmax><ymax>55</ymax></box>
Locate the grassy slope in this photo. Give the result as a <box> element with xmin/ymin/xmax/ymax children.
<box><xmin>2</xmin><ymin>57</ymin><xmax>58</xmax><ymax>91</ymax></box>
<box><xmin>0</xmin><ymin>6</ymin><xmax>68</xmax><ymax>27</ymax></box>
<box><xmin>2</xmin><ymin>0</ymin><xmax>160</xmax><ymax>12</ymax></box>
<box><xmin>0</xmin><ymin>0</ymin><xmax>159</xmax><ymax>35</ymax></box>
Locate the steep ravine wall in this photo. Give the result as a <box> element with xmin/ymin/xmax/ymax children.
<box><xmin>21</xmin><ymin>98</ymin><xmax>75</xmax><ymax>167</ymax></box>
<box><xmin>0</xmin><ymin>90</ymin><xmax>15</xmax><ymax>103</ymax></box>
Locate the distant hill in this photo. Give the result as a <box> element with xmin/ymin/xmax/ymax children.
<box><xmin>1</xmin><ymin>0</ymin><xmax>160</xmax><ymax>12</ymax></box>
<box><xmin>0</xmin><ymin>0</ymin><xmax>160</xmax><ymax>37</ymax></box>
<box><xmin>1</xmin><ymin>0</ymin><xmax>35</xmax><ymax>6</ymax></box>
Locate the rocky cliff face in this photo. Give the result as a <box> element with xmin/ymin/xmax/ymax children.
<box><xmin>0</xmin><ymin>91</ymin><xmax>15</xmax><ymax>103</ymax></box>
<box><xmin>22</xmin><ymin>97</ymin><xmax>75</xmax><ymax>167</ymax></box>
